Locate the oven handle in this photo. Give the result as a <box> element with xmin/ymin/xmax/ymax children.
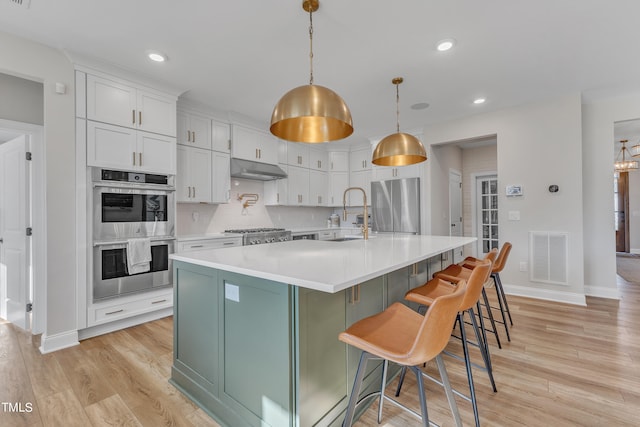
<box><xmin>93</xmin><ymin>182</ymin><xmax>176</xmax><ymax>192</ymax></box>
<box><xmin>93</xmin><ymin>237</ymin><xmax>176</xmax><ymax>247</ymax></box>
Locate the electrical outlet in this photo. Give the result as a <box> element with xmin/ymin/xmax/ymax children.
<box><xmin>519</xmin><ymin>261</ymin><xmax>528</xmax><ymax>272</ymax></box>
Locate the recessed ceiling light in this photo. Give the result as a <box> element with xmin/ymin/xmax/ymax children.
<box><xmin>436</xmin><ymin>39</ymin><xmax>456</xmax><ymax>52</ymax></box>
<box><xmin>473</xmin><ymin>98</ymin><xmax>486</xmax><ymax>105</ymax></box>
<box><xmin>147</xmin><ymin>51</ymin><xmax>167</xmax><ymax>62</ymax></box>
<box><xmin>411</xmin><ymin>102</ymin><xmax>430</xmax><ymax>110</ymax></box>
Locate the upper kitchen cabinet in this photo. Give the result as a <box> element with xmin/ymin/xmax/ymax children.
<box><xmin>349</xmin><ymin>147</ymin><xmax>372</xmax><ymax>172</ymax></box>
<box><xmin>329</xmin><ymin>151</ymin><xmax>349</xmax><ymax>172</ymax></box>
<box><xmin>372</xmin><ymin>163</ymin><xmax>421</xmax><ymax>181</ymax></box>
<box><xmin>287</xmin><ymin>142</ymin><xmax>310</xmax><ymax>168</ymax></box>
<box><xmin>177</xmin><ymin>145</ymin><xmax>212</xmax><ymax>203</ymax></box>
<box><xmin>211</xmin><ymin>119</ymin><xmax>231</xmax><ymax>153</ymax></box>
<box><xmin>231</xmin><ymin>124</ymin><xmax>278</xmax><ymax>165</ymax></box>
<box><xmin>177</xmin><ymin>110</ymin><xmax>212</xmax><ymax>150</ymax></box>
<box><xmin>211</xmin><ymin>151</ymin><xmax>231</xmax><ymax>203</ymax></box>
<box><xmin>309</xmin><ymin>148</ymin><xmax>329</xmax><ymax>171</ymax></box>
<box><xmin>87</xmin><ymin>121</ymin><xmax>176</xmax><ymax>174</ymax></box>
<box><xmin>86</xmin><ymin>74</ymin><xmax>176</xmax><ymax>137</ymax></box>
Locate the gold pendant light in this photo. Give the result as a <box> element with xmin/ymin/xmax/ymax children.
<box><xmin>614</xmin><ymin>139</ymin><xmax>639</xmax><ymax>172</ymax></box>
<box><xmin>270</xmin><ymin>0</ymin><xmax>353</xmax><ymax>143</ymax></box>
<box><xmin>372</xmin><ymin>77</ymin><xmax>427</xmax><ymax>166</ymax></box>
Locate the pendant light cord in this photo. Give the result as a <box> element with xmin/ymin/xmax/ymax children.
<box><xmin>309</xmin><ymin>6</ymin><xmax>314</xmax><ymax>85</ymax></box>
<box><xmin>395</xmin><ymin>82</ymin><xmax>400</xmax><ymax>133</ymax></box>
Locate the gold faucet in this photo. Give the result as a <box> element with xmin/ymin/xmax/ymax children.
<box><xmin>342</xmin><ymin>187</ymin><xmax>369</xmax><ymax>240</ymax></box>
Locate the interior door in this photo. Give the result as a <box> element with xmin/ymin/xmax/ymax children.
<box><xmin>615</xmin><ymin>172</ymin><xmax>629</xmax><ymax>252</ymax></box>
<box><xmin>0</xmin><ymin>135</ymin><xmax>30</xmax><ymax>329</ymax></box>
<box><xmin>449</xmin><ymin>171</ymin><xmax>463</xmax><ymax>262</ymax></box>
<box><xmin>476</xmin><ymin>174</ymin><xmax>499</xmax><ymax>256</ymax></box>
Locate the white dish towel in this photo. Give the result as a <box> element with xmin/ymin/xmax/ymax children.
<box><xmin>126</xmin><ymin>238</ymin><xmax>152</xmax><ymax>274</ymax></box>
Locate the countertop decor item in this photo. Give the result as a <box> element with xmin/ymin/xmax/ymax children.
<box><xmin>372</xmin><ymin>77</ymin><xmax>427</xmax><ymax>166</ymax></box>
<box><xmin>270</xmin><ymin>0</ymin><xmax>353</xmax><ymax>143</ymax></box>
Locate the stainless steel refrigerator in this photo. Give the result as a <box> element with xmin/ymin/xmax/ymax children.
<box><xmin>371</xmin><ymin>177</ymin><xmax>420</xmax><ymax>234</ymax></box>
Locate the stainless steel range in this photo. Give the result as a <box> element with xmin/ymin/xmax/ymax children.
<box><xmin>224</xmin><ymin>228</ymin><xmax>292</xmax><ymax>245</ymax></box>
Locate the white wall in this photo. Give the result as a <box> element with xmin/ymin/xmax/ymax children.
<box><xmin>428</xmin><ymin>144</ymin><xmax>463</xmax><ymax>235</ymax></box>
<box><xmin>0</xmin><ymin>73</ymin><xmax>43</xmax><ymax>125</ymax></box>
<box><xmin>424</xmin><ymin>93</ymin><xmax>586</xmax><ymax>304</ymax></box>
<box><xmin>0</xmin><ymin>30</ymin><xmax>77</xmax><ymax>350</ymax></box>
<box><xmin>581</xmin><ymin>93</ymin><xmax>640</xmax><ymax>298</ymax></box>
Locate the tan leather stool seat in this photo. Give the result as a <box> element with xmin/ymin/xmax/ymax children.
<box><xmin>339</xmin><ymin>281</ymin><xmax>467</xmax><ymax>427</ymax></box>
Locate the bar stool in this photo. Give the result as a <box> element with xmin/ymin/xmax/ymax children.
<box><xmin>400</xmin><ymin>259</ymin><xmax>495</xmax><ymax>427</ymax></box>
<box><xmin>460</xmin><ymin>242</ymin><xmax>513</xmax><ymax>340</ymax></box>
<box><xmin>339</xmin><ymin>279</ymin><xmax>468</xmax><ymax>427</ymax></box>
<box><xmin>433</xmin><ymin>249</ymin><xmax>502</xmax><ymax>348</ymax></box>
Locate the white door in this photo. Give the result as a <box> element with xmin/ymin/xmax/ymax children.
<box><xmin>476</xmin><ymin>174</ymin><xmax>499</xmax><ymax>256</ymax></box>
<box><xmin>0</xmin><ymin>135</ymin><xmax>30</xmax><ymax>330</ymax></box>
<box><xmin>449</xmin><ymin>170</ymin><xmax>463</xmax><ymax>262</ymax></box>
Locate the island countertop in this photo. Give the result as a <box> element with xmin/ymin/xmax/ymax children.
<box><xmin>170</xmin><ymin>234</ymin><xmax>476</xmax><ymax>293</ymax></box>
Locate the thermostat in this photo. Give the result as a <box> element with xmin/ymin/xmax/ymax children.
<box><xmin>549</xmin><ymin>185</ymin><xmax>559</xmax><ymax>193</ymax></box>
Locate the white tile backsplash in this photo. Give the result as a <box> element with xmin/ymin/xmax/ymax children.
<box><xmin>176</xmin><ymin>178</ymin><xmax>335</xmax><ymax>235</ymax></box>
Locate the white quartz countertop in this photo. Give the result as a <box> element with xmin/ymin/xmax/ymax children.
<box><xmin>170</xmin><ymin>234</ymin><xmax>476</xmax><ymax>293</ymax></box>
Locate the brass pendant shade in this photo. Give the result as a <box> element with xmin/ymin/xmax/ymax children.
<box><xmin>372</xmin><ymin>77</ymin><xmax>427</xmax><ymax>166</ymax></box>
<box><xmin>372</xmin><ymin>132</ymin><xmax>427</xmax><ymax>166</ymax></box>
<box><xmin>270</xmin><ymin>0</ymin><xmax>353</xmax><ymax>143</ymax></box>
<box><xmin>270</xmin><ymin>84</ymin><xmax>353</xmax><ymax>143</ymax></box>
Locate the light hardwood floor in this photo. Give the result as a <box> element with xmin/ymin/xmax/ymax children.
<box><xmin>1</xmin><ymin>276</ymin><xmax>639</xmax><ymax>427</ymax></box>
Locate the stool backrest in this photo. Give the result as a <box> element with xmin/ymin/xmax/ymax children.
<box><xmin>485</xmin><ymin>247</ymin><xmax>499</xmax><ymax>265</ymax></box>
<box><xmin>407</xmin><ymin>279</ymin><xmax>467</xmax><ymax>366</ymax></box>
<box><xmin>493</xmin><ymin>242</ymin><xmax>512</xmax><ymax>273</ymax></box>
<box><xmin>459</xmin><ymin>259</ymin><xmax>492</xmax><ymax>311</ymax></box>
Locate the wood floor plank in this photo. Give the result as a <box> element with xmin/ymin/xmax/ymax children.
<box><xmin>37</xmin><ymin>388</ymin><xmax>91</xmax><ymax>427</ymax></box>
<box><xmin>83</xmin><ymin>395</ymin><xmax>142</xmax><ymax>427</ymax></box>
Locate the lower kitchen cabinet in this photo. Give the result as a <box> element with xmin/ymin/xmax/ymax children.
<box><xmin>171</xmin><ymin>261</ymin><xmax>410</xmax><ymax>427</ymax></box>
<box><xmin>87</xmin><ymin>288</ymin><xmax>173</xmax><ymax>327</ymax></box>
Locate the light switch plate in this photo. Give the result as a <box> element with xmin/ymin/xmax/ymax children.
<box><xmin>508</xmin><ymin>210</ymin><xmax>520</xmax><ymax>221</ymax></box>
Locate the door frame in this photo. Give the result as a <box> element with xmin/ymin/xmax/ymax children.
<box><xmin>449</xmin><ymin>169</ymin><xmax>463</xmax><ymax>262</ymax></box>
<box><xmin>470</xmin><ymin>171</ymin><xmax>498</xmax><ymax>259</ymax></box>
<box><xmin>0</xmin><ymin>119</ymin><xmax>45</xmax><ymax>334</ymax></box>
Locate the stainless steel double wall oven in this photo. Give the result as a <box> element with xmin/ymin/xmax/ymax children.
<box><xmin>92</xmin><ymin>168</ymin><xmax>175</xmax><ymax>301</ymax></box>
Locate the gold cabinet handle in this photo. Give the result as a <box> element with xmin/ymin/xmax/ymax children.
<box><xmin>193</xmin><ymin>186</ymin><xmax>196</xmax><ymax>198</ymax></box>
<box><xmin>132</xmin><ymin>109</ymin><xmax>136</xmax><ymax>124</ymax></box>
<box><xmin>139</xmin><ymin>111</ymin><xmax>142</xmax><ymax>125</ymax></box>
<box><xmin>132</xmin><ymin>152</ymin><xmax>136</xmax><ymax>165</ymax></box>
<box><xmin>139</xmin><ymin>152</ymin><xmax>142</xmax><ymax>166</ymax></box>
<box><xmin>192</xmin><ymin>131</ymin><xmax>196</xmax><ymax>142</ymax></box>
<box><xmin>187</xmin><ymin>130</ymin><xmax>191</xmax><ymax>142</ymax></box>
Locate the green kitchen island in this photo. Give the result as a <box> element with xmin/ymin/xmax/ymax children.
<box><xmin>169</xmin><ymin>234</ymin><xmax>475</xmax><ymax>427</ymax></box>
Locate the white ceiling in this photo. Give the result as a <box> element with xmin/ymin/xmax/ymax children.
<box><xmin>3</xmin><ymin>0</ymin><xmax>640</xmax><ymax>143</ymax></box>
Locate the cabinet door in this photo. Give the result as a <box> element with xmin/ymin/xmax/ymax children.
<box><xmin>329</xmin><ymin>172</ymin><xmax>349</xmax><ymax>207</ymax></box>
<box><xmin>211</xmin><ymin>119</ymin><xmax>231</xmax><ymax>153</ymax></box>
<box><xmin>177</xmin><ymin>111</ymin><xmax>190</xmax><ymax>146</ymax></box>
<box><xmin>310</xmin><ymin>148</ymin><xmax>329</xmax><ymax>171</ymax></box>
<box><xmin>264</xmin><ymin>171</ymin><xmax>288</xmax><ymax>206</ymax></box>
<box><xmin>349</xmin><ymin>148</ymin><xmax>372</xmax><ymax>172</ymax></box>
<box><xmin>137</xmin><ymin>91</ymin><xmax>177</xmax><ymax>137</ymax></box>
<box><xmin>345</xmin><ymin>277</ymin><xmax>385</xmax><ymax>396</ymax></box>
<box><xmin>190</xmin><ymin>148</ymin><xmax>213</xmax><ymax>203</ymax></box>
<box><xmin>348</xmin><ymin>170</ymin><xmax>371</xmax><ymax>206</ymax></box>
<box><xmin>176</xmin><ymin>145</ymin><xmax>191</xmax><ymax>202</ymax></box>
<box><xmin>309</xmin><ymin>170</ymin><xmax>328</xmax><ymax>206</ymax></box>
<box><xmin>330</xmin><ymin>151</ymin><xmax>349</xmax><ymax>172</ymax></box>
<box><xmin>86</xmin><ymin>75</ymin><xmax>137</xmax><ymax>129</ymax></box>
<box><xmin>287</xmin><ymin>165</ymin><xmax>310</xmax><ymax>206</ymax></box>
<box><xmin>211</xmin><ymin>152</ymin><xmax>231</xmax><ymax>203</ymax></box>
<box><xmin>372</xmin><ymin>166</ymin><xmax>395</xmax><ymax>181</ymax></box>
<box><xmin>137</xmin><ymin>132</ymin><xmax>176</xmax><ymax>174</ymax></box>
<box><xmin>87</xmin><ymin>121</ymin><xmax>137</xmax><ymax>170</ymax></box>
<box><xmin>287</xmin><ymin>142</ymin><xmax>309</xmax><ymax>167</ymax></box>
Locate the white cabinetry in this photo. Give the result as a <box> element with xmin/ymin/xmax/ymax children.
<box><xmin>350</xmin><ymin>147</ymin><xmax>372</xmax><ymax>172</ymax></box>
<box><xmin>87</xmin><ymin>74</ymin><xmax>176</xmax><ymax>137</ymax></box>
<box><xmin>329</xmin><ymin>172</ymin><xmax>349</xmax><ymax>206</ymax></box>
<box><xmin>211</xmin><ymin>151</ymin><xmax>231</xmax><ymax>203</ymax></box>
<box><xmin>309</xmin><ymin>170</ymin><xmax>328</xmax><ymax>206</ymax></box>
<box><xmin>231</xmin><ymin>124</ymin><xmax>278</xmax><ymax>165</ymax></box>
<box><xmin>372</xmin><ymin>163</ymin><xmax>421</xmax><ymax>181</ymax></box>
<box><xmin>310</xmin><ymin>148</ymin><xmax>329</xmax><ymax>171</ymax></box>
<box><xmin>330</xmin><ymin>151</ymin><xmax>349</xmax><ymax>172</ymax></box>
<box><xmin>177</xmin><ymin>145</ymin><xmax>212</xmax><ymax>203</ymax></box>
<box><xmin>288</xmin><ymin>165</ymin><xmax>310</xmax><ymax>206</ymax></box>
<box><xmin>87</xmin><ymin>288</ymin><xmax>173</xmax><ymax>327</ymax></box>
<box><xmin>264</xmin><ymin>167</ymin><xmax>288</xmax><ymax>206</ymax></box>
<box><xmin>87</xmin><ymin>121</ymin><xmax>176</xmax><ymax>174</ymax></box>
<box><xmin>287</xmin><ymin>142</ymin><xmax>310</xmax><ymax>167</ymax></box>
<box><xmin>349</xmin><ymin>171</ymin><xmax>371</xmax><ymax>207</ymax></box>
<box><xmin>212</xmin><ymin>119</ymin><xmax>231</xmax><ymax>153</ymax></box>
<box><xmin>177</xmin><ymin>111</ymin><xmax>211</xmax><ymax>150</ymax></box>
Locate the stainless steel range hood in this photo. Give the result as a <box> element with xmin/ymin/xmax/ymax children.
<box><xmin>230</xmin><ymin>158</ymin><xmax>287</xmax><ymax>181</ymax></box>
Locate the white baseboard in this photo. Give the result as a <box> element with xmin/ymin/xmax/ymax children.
<box><xmin>78</xmin><ymin>307</ymin><xmax>172</xmax><ymax>341</ymax></box>
<box><xmin>502</xmin><ymin>283</ymin><xmax>587</xmax><ymax>306</ymax></box>
<box><xmin>629</xmin><ymin>248</ymin><xmax>640</xmax><ymax>254</ymax></box>
<box><xmin>39</xmin><ymin>330</ymin><xmax>80</xmax><ymax>354</ymax></box>
<box><xmin>584</xmin><ymin>285</ymin><xmax>620</xmax><ymax>300</ymax></box>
